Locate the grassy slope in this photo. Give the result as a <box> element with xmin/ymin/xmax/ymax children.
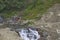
<box><xmin>1</xmin><ymin>0</ymin><xmax>60</xmax><ymax>19</ymax></box>
<box><xmin>23</xmin><ymin>0</ymin><xmax>59</xmax><ymax>20</ymax></box>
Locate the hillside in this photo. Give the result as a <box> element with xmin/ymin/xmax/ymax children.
<box><xmin>0</xmin><ymin>0</ymin><xmax>60</xmax><ymax>19</ymax></box>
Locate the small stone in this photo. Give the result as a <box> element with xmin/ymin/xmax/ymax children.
<box><xmin>50</xmin><ymin>12</ymin><xmax>54</xmax><ymax>15</ymax></box>
<box><xmin>57</xmin><ymin>13</ymin><xmax>60</xmax><ymax>16</ymax></box>
<box><xmin>56</xmin><ymin>29</ymin><xmax>60</xmax><ymax>33</ymax></box>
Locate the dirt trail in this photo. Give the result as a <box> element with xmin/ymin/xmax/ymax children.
<box><xmin>0</xmin><ymin>28</ymin><xmax>22</xmax><ymax>40</ymax></box>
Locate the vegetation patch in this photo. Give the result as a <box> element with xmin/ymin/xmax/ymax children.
<box><xmin>0</xmin><ymin>0</ymin><xmax>60</xmax><ymax>19</ymax></box>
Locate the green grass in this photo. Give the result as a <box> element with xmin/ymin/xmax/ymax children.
<box><xmin>1</xmin><ymin>0</ymin><xmax>60</xmax><ymax>20</ymax></box>
<box><xmin>23</xmin><ymin>0</ymin><xmax>56</xmax><ymax>20</ymax></box>
<box><xmin>2</xmin><ymin>10</ymin><xmax>18</xmax><ymax>18</ymax></box>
